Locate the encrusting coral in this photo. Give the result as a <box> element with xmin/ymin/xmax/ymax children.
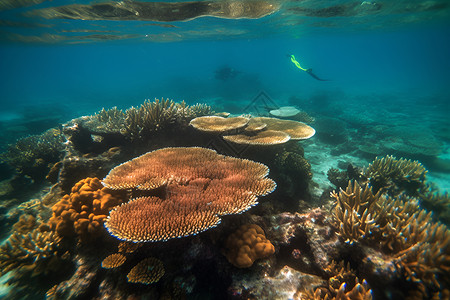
<box><xmin>45</xmin><ymin>177</ymin><xmax>125</xmax><ymax>242</ymax></box>
<box><xmin>127</xmin><ymin>257</ymin><xmax>165</xmax><ymax>285</ymax></box>
<box><xmin>104</xmin><ymin>147</ymin><xmax>276</xmax><ymax>242</ymax></box>
<box><xmin>224</xmin><ymin>224</ymin><xmax>275</xmax><ymax>268</ymax></box>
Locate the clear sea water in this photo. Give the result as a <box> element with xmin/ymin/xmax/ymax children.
<box><xmin>0</xmin><ymin>1</ymin><xmax>450</xmax><ymax>298</ymax></box>
<box><xmin>1</xmin><ymin>1</ymin><xmax>449</xmax><ymax>185</ymax></box>
<box><xmin>1</xmin><ymin>2</ymin><xmax>450</xmax><ymax>191</ymax></box>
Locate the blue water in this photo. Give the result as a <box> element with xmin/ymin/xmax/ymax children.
<box><xmin>1</xmin><ymin>23</ymin><xmax>449</xmax><ymax>114</ymax></box>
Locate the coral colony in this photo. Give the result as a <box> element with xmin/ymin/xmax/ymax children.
<box><xmin>0</xmin><ymin>98</ymin><xmax>448</xmax><ymax>299</ymax></box>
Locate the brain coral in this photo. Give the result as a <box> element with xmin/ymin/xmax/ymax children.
<box><xmin>224</xmin><ymin>224</ymin><xmax>275</xmax><ymax>268</ymax></box>
<box><xmin>103</xmin><ymin>147</ymin><xmax>276</xmax><ymax>242</ymax></box>
<box><xmin>48</xmin><ymin>177</ymin><xmax>124</xmax><ymax>242</ymax></box>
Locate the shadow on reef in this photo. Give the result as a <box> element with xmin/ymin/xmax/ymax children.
<box><xmin>0</xmin><ymin>98</ymin><xmax>448</xmax><ymax>299</ymax></box>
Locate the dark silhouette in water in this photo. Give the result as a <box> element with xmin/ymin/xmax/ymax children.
<box><xmin>288</xmin><ymin>54</ymin><xmax>329</xmax><ymax>81</ymax></box>
<box><xmin>214</xmin><ymin>66</ymin><xmax>242</xmax><ymax>81</ymax></box>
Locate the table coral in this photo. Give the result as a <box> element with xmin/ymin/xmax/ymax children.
<box><xmin>127</xmin><ymin>257</ymin><xmax>165</xmax><ymax>285</ymax></box>
<box><xmin>103</xmin><ymin>147</ymin><xmax>276</xmax><ymax>242</ymax></box>
<box><xmin>224</xmin><ymin>224</ymin><xmax>275</xmax><ymax>268</ymax></box>
<box><xmin>47</xmin><ymin>177</ymin><xmax>125</xmax><ymax>242</ymax></box>
<box><xmin>101</xmin><ymin>253</ymin><xmax>126</xmax><ymax>269</ymax></box>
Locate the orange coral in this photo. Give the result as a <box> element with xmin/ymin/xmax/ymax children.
<box><xmin>103</xmin><ymin>147</ymin><xmax>276</xmax><ymax>242</ymax></box>
<box><xmin>224</xmin><ymin>224</ymin><xmax>275</xmax><ymax>268</ymax></box>
<box><xmin>127</xmin><ymin>257</ymin><xmax>165</xmax><ymax>284</ymax></box>
<box><xmin>48</xmin><ymin>177</ymin><xmax>125</xmax><ymax>242</ymax></box>
<box><xmin>101</xmin><ymin>253</ymin><xmax>126</xmax><ymax>269</ymax></box>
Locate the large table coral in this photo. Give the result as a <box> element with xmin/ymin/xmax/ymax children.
<box><xmin>103</xmin><ymin>147</ymin><xmax>276</xmax><ymax>242</ymax></box>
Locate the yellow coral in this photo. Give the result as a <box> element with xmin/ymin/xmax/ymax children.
<box><xmin>224</xmin><ymin>224</ymin><xmax>275</xmax><ymax>268</ymax></box>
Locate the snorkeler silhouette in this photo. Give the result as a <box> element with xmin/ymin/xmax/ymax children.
<box><xmin>288</xmin><ymin>54</ymin><xmax>329</xmax><ymax>81</ymax></box>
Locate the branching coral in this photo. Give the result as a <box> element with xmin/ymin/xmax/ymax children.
<box><xmin>363</xmin><ymin>155</ymin><xmax>427</xmax><ymax>197</ymax></box>
<box><xmin>46</xmin><ymin>177</ymin><xmax>125</xmax><ymax>242</ymax></box>
<box><xmin>331</xmin><ymin>181</ymin><xmax>382</xmax><ymax>244</ymax></box>
<box><xmin>331</xmin><ymin>178</ymin><xmax>450</xmax><ymax>293</ymax></box>
<box><xmin>304</xmin><ymin>261</ymin><xmax>372</xmax><ymax>300</ymax></box>
<box><xmin>224</xmin><ymin>224</ymin><xmax>275</xmax><ymax>268</ymax></box>
<box><xmin>0</xmin><ymin>228</ymin><xmax>69</xmax><ymax>278</ymax></box>
<box><xmin>0</xmin><ymin>127</ymin><xmax>65</xmax><ymax>182</ymax></box>
<box><xmin>103</xmin><ymin>147</ymin><xmax>276</xmax><ymax>242</ymax></box>
<box><xmin>124</xmin><ymin>98</ymin><xmax>212</xmax><ymax>140</ymax></box>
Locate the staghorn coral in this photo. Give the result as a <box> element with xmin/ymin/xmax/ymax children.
<box><xmin>0</xmin><ymin>228</ymin><xmax>68</xmax><ymax>278</ymax></box>
<box><xmin>331</xmin><ymin>181</ymin><xmax>382</xmax><ymax>245</ymax></box>
<box><xmin>419</xmin><ymin>188</ymin><xmax>450</xmax><ymax>225</ymax></box>
<box><xmin>224</xmin><ymin>224</ymin><xmax>275</xmax><ymax>268</ymax></box>
<box><xmin>101</xmin><ymin>253</ymin><xmax>126</xmax><ymax>269</ymax></box>
<box><xmin>304</xmin><ymin>261</ymin><xmax>372</xmax><ymax>300</ymax></box>
<box><xmin>127</xmin><ymin>257</ymin><xmax>165</xmax><ymax>285</ymax></box>
<box><xmin>82</xmin><ymin>106</ymin><xmax>127</xmax><ymax>134</ymax></box>
<box><xmin>103</xmin><ymin>147</ymin><xmax>276</xmax><ymax>242</ymax></box>
<box><xmin>47</xmin><ymin>177</ymin><xmax>125</xmax><ymax>242</ymax></box>
<box><xmin>124</xmin><ymin>98</ymin><xmax>212</xmax><ymax>140</ymax></box>
<box><xmin>189</xmin><ymin>116</ymin><xmax>250</xmax><ymax>133</ymax></box>
<box><xmin>332</xmin><ymin>177</ymin><xmax>450</xmax><ymax>294</ymax></box>
<box><xmin>0</xmin><ymin>127</ymin><xmax>65</xmax><ymax>182</ymax></box>
<box><xmin>363</xmin><ymin>155</ymin><xmax>428</xmax><ymax>197</ymax></box>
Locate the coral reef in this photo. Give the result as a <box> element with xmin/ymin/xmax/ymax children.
<box><xmin>189</xmin><ymin>115</ymin><xmax>315</xmax><ymax>146</ymax></box>
<box><xmin>331</xmin><ymin>179</ymin><xmax>450</xmax><ymax>296</ymax></box>
<box><xmin>101</xmin><ymin>253</ymin><xmax>126</xmax><ymax>269</ymax></box>
<box><xmin>363</xmin><ymin>155</ymin><xmax>428</xmax><ymax>197</ymax></box>
<box><xmin>127</xmin><ymin>257</ymin><xmax>165</xmax><ymax>285</ymax></box>
<box><xmin>124</xmin><ymin>98</ymin><xmax>212</xmax><ymax>140</ymax></box>
<box><xmin>331</xmin><ymin>181</ymin><xmax>382</xmax><ymax>244</ymax></box>
<box><xmin>304</xmin><ymin>260</ymin><xmax>372</xmax><ymax>300</ymax></box>
<box><xmin>224</xmin><ymin>224</ymin><xmax>275</xmax><ymax>268</ymax></box>
<box><xmin>0</xmin><ymin>127</ymin><xmax>65</xmax><ymax>182</ymax></box>
<box><xmin>0</xmin><ymin>228</ymin><xmax>69</xmax><ymax>278</ymax></box>
<box><xmin>104</xmin><ymin>147</ymin><xmax>276</xmax><ymax>242</ymax></box>
<box><xmin>189</xmin><ymin>115</ymin><xmax>250</xmax><ymax>133</ymax></box>
<box><xmin>46</xmin><ymin>177</ymin><xmax>125</xmax><ymax>242</ymax></box>
<box><xmin>224</xmin><ymin>130</ymin><xmax>291</xmax><ymax>145</ymax></box>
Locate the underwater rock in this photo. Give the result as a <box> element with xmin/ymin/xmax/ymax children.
<box><xmin>271</xmin><ymin>209</ymin><xmax>340</xmax><ymax>272</ymax></box>
<box><xmin>229</xmin><ymin>264</ymin><xmax>324</xmax><ymax>299</ymax></box>
<box><xmin>46</xmin><ymin>254</ymin><xmax>98</xmax><ymax>300</ymax></box>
